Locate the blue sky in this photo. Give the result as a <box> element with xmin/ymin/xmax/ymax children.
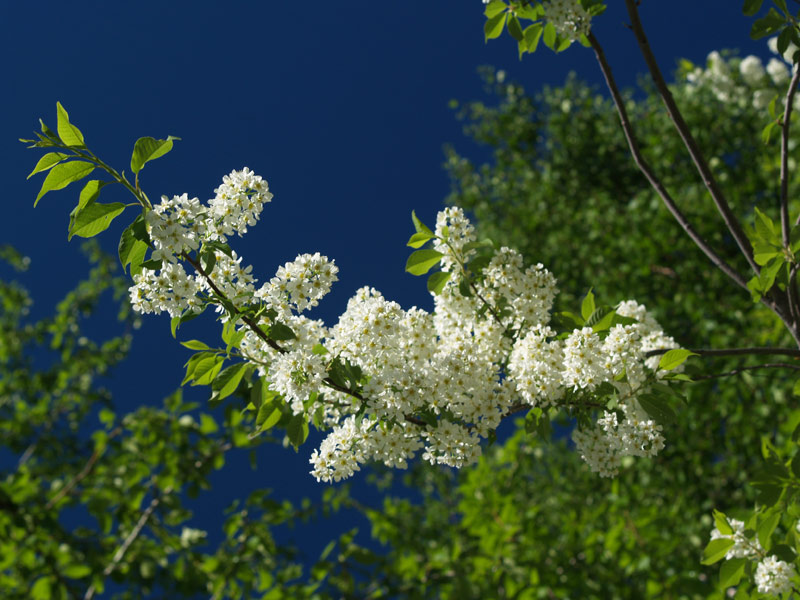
<box><xmin>1</xmin><ymin>0</ymin><xmax>778</xmax><ymax>571</ymax></box>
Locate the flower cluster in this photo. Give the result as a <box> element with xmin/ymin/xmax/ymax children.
<box><xmin>755</xmin><ymin>556</ymin><xmax>796</xmax><ymax>596</ymax></box>
<box><xmin>127</xmin><ymin>170</ymin><xmax>680</xmax><ymax>484</ymax></box>
<box><xmin>684</xmin><ymin>39</ymin><xmax>798</xmax><ymax>110</ymax></box>
<box><xmin>128</xmin><ymin>168</ymin><xmax>270</xmax><ymax>317</ymax></box>
<box><xmin>710</xmin><ymin>518</ymin><xmax>762</xmax><ymax>560</ymax></box>
<box><xmin>543</xmin><ymin>0</ymin><xmax>591</xmax><ymax>41</ymax></box>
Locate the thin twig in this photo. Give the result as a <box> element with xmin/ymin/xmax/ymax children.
<box><xmin>46</xmin><ymin>428</ymin><xmax>121</xmax><ymax>510</ymax></box>
<box><xmin>781</xmin><ymin>68</ymin><xmax>800</xmax><ymax>247</ymax></box>
<box><xmin>691</xmin><ymin>362</ymin><xmax>800</xmax><ymax>381</ymax></box>
<box><xmin>588</xmin><ymin>32</ymin><xmax>751</xmax><ymax>294</ymax></box>
<box><xmin>645</xmin><ymin>346</ymin><xmax>800</xmax><ymax>358</ymax></box>
<box><xmin>623</xmin><ymin>0</ymin><xmax>760</xmax><ymax>276</ymax></box>
<box><xmin>83</xmin><ymin>486</ymin><xmax>172</xmax><ymax>600</ymax></box>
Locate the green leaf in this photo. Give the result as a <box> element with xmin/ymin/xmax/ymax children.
<box><xmin>701</xmin><ymin>537</ymin><xmax>734</xmax><ymax>564</ymax></box>
<box><xmin>130</xmin><ymin>136</ymin><xmax>179</xmax><ymax>174</ymax></box>
<box><xmin>719</xmin><ymin>557</ymin><xmax>746</xmax><ymax>588</ymax></box>
<box><xmin>407</xmin><ymin>231</ymin><xmax>435</xmax><ymax>248</ymax></box>
<box><xmin>484</xmin><ymin>0</ymin><xmax>507</xmax><ymax>18</ymax></box>
<box><xmin>118</xmin><ymin>216</ymin><xmax>149</xmax><ymax>275</ymax></box>
<box><xmin>657</xmin><ymin>349</ymin><xmax>697</xmax><ymax>371</ymax></box>
<box><xmin>200</xmin><ymin>414</ymin><xmax>219</xmax><ymax>434</ymax></box>
<box><xmin>762</xmin><ymin>119</ymin><xmax>779</xmax><ymax>144</ymax></box>
<box><xmin>62</xmin><ymin>564</ymin><xmax>91</xmax><ymax>579</ymax></box>
<box><xmin>257</xmin><ymin>399</ymin><xmax>282</xmax><ymax>431</ymax></box>
<box><xmin>458</xmin><ymin>275</ymin><xmax>472</xmax><ymax>297</ymax></box>
<box><xmin>68</xmin><ymin>202</ymin><xmax>125</xmax><ymax>240</ymax></box>
<box><xmin>507</xmin><ymin>14</ymin><xmax>524</xmax><ymax>41</ymax></box>
<box><xmin>713</xmin><ymin>509</ymin><xmax>733</xmax><ymax>535</ymax></box>
<box><xmin>31</xmin><ymin>577</ymin><xmax>52</xmax><ymax>600</ymax></box>
<box><xmin>484</xmin><ymin>12</ymin><xmax>507</xmax><ymax>41</ymax></box>
<box><xmin>754</xmin><ymin>207</ymin><xmax>780</xmax><ymax>244</ymax></box>
<box><xmin>411</xmin><ymin>210</ymin><xmax>434</xmax><ymax>236</ymax></box>
<box><xmin>75</xmin><ymin>179</ymin><xmax>109</xmax><ymax>212</ymax></box>
<box><xmin>757</xmin><ymin>511</ymin><xmax>781</xmax><ymax>550</ymax></box>
<box><xmin>193</xmin><ymin>355</ymin><xmax>224</xmax><ymax>386</ymax></box>
<box><xmin>580</xmin><ymin>289</ymin><xmax>595</xmax><ymax>321</ymax></box>
<box><xmin>269</xmin><ymin>322</ymin><xmax>296</xmax><ymax>341</ymax></box>
<box><xmin>181</xmin><ymin>339</ymin><xmax>210</xmax><ymax>351</ymax></box>
<box><xmin>56</xmin><ymin>102</ymin><xmax>86</xmax><ymax>147</ymax></box>
<box><xmin>427</xmin><ymin>271</ymin><xmax>451</xmax><ymax>295</ymax></box>
<box><xmin>213</xmin><ymin>363</ymin><xmax>249</xmax><ymax>400</ymax></box>
<box><xmin>27</xmin><ymin>152</ymin><xmax>69</xmax><ymax>179</ymax></box>
<box><xmin>751</xmin><ymin>8</ymin><xmax>786</xmax><ymax>39</ymax></box>
<box><xmin>405</xmin><ymin>249</ymin><xmax>444</xmax><ymax>275</ymax></box>
<box><xmin>637</xmin><ymin>394</ymin><xmax>677</xmax><ymax>425</ymax></box>
<box><xmin>778</xmin><ymin>26</ymin><xmax>793</xmax><ymax>57</ymax></box>
<box><xmin>743</xmin><ymin>0</ymin><xmax>764</xmax><ymax>16</ymax></box>
<box><xmin>523</xmin><ymin>23</ymin><xmax>544</xmax><ymax>53</ymax></box>
<box><xmin>543</xmin><ymin>22</ymin><xmax>557</xmax><ymax>49</ymax></box>
<box><xmin>35</xmin><ymin>161</ymin><xmax>95</xmax><ymax>206</ymax></box>
<box><xmin>287</xmin><ymin>415</ymin><xmax>309</xmax><ymax>449</ymax></box>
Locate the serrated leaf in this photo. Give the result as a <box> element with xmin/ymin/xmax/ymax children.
<box><xmin>411</xmin><ymin>210</ymin><xmax>434</xmax><ymax>236</ymax></box>
<box><xmin>269</xmin><ymin>322</ymin><xmax>296</xmax><ymax>341</ymax></box>
<box><xmin>701</xmin><ymin>537</ymin><xmax>734</xmax><ymax>564</ymax></box>
<box><xmin>757</xmin><ymin>511</ymin><xmax>781</xmax><ymax>550</ymax></box>
<box><xmin>287</xmin><ymin>415</ymin><xmax>309</xmax><ymax>449</ymax></box>
<box><xmin>407</xmin><ymin>231</ymin><xmax>434</xmax><ymax>248</ymax></box>
<box><xmin>35</xmin><ymin>161</ymin><xmax>94</xmax><ymax>206</ymax></box>
<box><xmin>484</xmin><ymin>0</ymin><xmax>507</xmax><ymax>18</ymax></box>
<box><xmin>427</xmin><ymin>271</ymin><xmax>451</xmax><ymax>294</ymax></box>
<box><xmin>657</xmin><ymin>349</ymin><xmax>697</xmax><ymax>371</ymax></box>
<box><xmin>580</xmin><ymin>289</ymin><xmax>595</xmax><ymax>321</ymax></box>
<box><xmin>213</xmin><ymin>363</ymin><xmax>248</xmax><ymax>400</ymax></box>
<box><xmin>56</xmin><ymin>102</ymin><xmax>86</xmax><ymax>147</ymax></box>
<box><xmin>180</xmin><ymin>339</ymin><xmax>210</xmax><ymax>351</ymax></box>
<box><xmin>130</xmin><ymin>136</ymin><xmax>179</xmax><ymax>174</ymax></box>
<box><xmin>256</xmin><ymin>400</ymin><xmax>282</xmax><ymax>431</ymax></box>
<box><xmin>523</xmin><ymin>23</ymin><xmax>544</xmax><ymax>53</ymax></box>
<box><xmin>713</xmin><ymin>509</ymin><xmax>733</xmax><ymax>535</ymax></box>
<box><xmin>484</xmin><ymin>12</ymin><xmax>506</xmax><ymax>41</ymax></box>
<box><xmin>118</xmin><ymin>216</ymin><xmax>149</xmax><ymax>275</ymax></box>
<box><xmin>543</xmin><ymin>21</ymin><xmax>557</xmax><ymax>49</ymax></box>
<box><xmin>719</xmin><ymin>557</ymin><xmax>746</xmax><ymax>588</ymax></box>
<box><xmin>637</xmin><ymin>394</ymin><xmax>678</xmax><ymax>425</ymax></box>
<box><xmin>68</xmin><ymin>202</ymin><xmax>125</xmax><ymax>240</ymax></box>
<box><xmin>507</xmin><ymin>14</ymin><xmax>524</xmax><ymax>41</ymax></box>
<box><xmin>406</xmin><ymin>249</ymin><xmax>444</xmax><ymax>276</ymax></box>
<box><xmin>27</xmin><ymin>152</ymin><xmax>69</xmax><ymax>179</ymax></box>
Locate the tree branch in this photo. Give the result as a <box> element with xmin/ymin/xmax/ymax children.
<box><xmin>588</xmin><ymin>32</ymin><xmax>751</xmax><ymax>294</ymax></box>
<box><xmin>781</xmin><ymin>68</ymin><xmax>800</xmax><ymax>247</ymax></box>
<box><xmin>645</xmin><ymin>346</ymin><xmax>800</xmax><ymax>359</ymax></box>
<box><xmin>691</xmin><ymin>362</ymin><xmax>800</xmax><ymax>381</ymax></box>
<box><xmin>623</xmin><ymin>0</ymin><xmax>760</xmax><ymax>275</ymax></box>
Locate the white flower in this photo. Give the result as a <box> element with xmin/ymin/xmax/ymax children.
<box><xmin>755</xmin><ymin>556</ymin><xmax>795</xmax><ymax>596</ymax></box>
<box><xmin>543</xmin><ymin>0</ymin><xmax>591</xmax><ymax>41</ymax></box>
<box><xmin>768</xmin><ymin>58</ymin><xmax>791</xmax><ymax>85</ymax></box>
<box><xmin>740</xmin><ymin>55</ymin><xmax>766</xmax><ymax>87</ymax></box>
<box><xmin>710</xmin><ymin>518</ymin><xmax>762</xmax><ymax>559</ymax></box>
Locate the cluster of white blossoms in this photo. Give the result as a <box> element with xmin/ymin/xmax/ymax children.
<box><xmin>543</xmin><ymin>0</ymin><xmax>591</xmax><ymax>42</ymax></box>
<box><xmin>710</xmin><ymin>518</ymin><xmax>763</xmax><ymax>560</ymax></box>
<box><xmin>755</xmin><ymin>556</ymin><xmax>796</xmax><ymax>596</ymax></box>
<box><xmin>127</xmin><ymin>171</ymin><xmax>680</xmax><ymax>483</ymax></box>
<box><xmin>128</xmin><ymin>168</ymin><xmax>271</xmax><ymax>318</ymax></box>
<box><xmin>684</xmin><ymin>38</ymin><xmax>798</xmax><ymax>110</ymax></box>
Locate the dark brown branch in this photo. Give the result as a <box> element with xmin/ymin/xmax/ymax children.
<box><xmin>588</xmin><ymin>32</ymin><xmax>750</xmax><ymax>293</ymax></box>
<box><xmin>645</xmin><ymin>347</ymin><xmax>800</xmax><ymax>359</ymax></box>
<box><xmin>781</xmin><ymin>68</ymin><xmax>800</xmax><ymax>247</ymax></box>
<box><xmin>692</xmin><ymin>362</ymin><xmax>800</xmax><ymax>381</ymax></box>
<box><xmin>623</xmin><ymin>0</ymin><xmax>760</xmax><ymax>276</ymax></box>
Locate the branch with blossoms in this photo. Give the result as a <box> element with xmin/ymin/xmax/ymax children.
<box><xmin>24</xmin><ymin>102</ymin><xmax>713</xmax><ymax>484</ymax></box>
